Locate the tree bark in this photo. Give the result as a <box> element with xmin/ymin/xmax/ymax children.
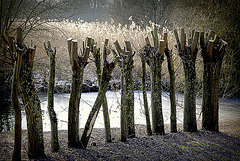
<box><xmin>44</xmin><ymin>41</ymin><xmax>59</xmax><ymax>152</ymax></box>
<box><xmin>67</xmin><ymin>38</ymin><xmax>90</xmax><ymax>148</ymax></box>
<box><xmin>174</xmin><ymin>29</ymin><xmax>199</xmax><ymax>132</ymax></box>
<box><xmin>124</xmin><ymin>41</ymin><xmax>135</xmax><ymax>138</ymax></box>
<box><xmin>144</xmin><ymin>29</ymin><xmax>165</xmax><ymax>135</ymax></box>
<box><xmin>80</xmin><ymin>56</ymin><xmax>119</xmax><ymax>149</ymax></box>
<box><xmin>141</xmin><ymin>55</ymin><xmax>152</xmax><ymax>136</ymax></box>
<box><xmin>114</xmin><ymin>40</ymin><xmax>135</xmax><ymax>138</ymax></box>
<box><xmin>164</xmin><ymin>33</ymin><xmax>177</xmax><ymax>133</ymax></box>
<box><xmin>19</xmin><ymin>44</ymin><xmax>46</xmax><ymax>159</ymax></box>
<box><xmin>200</xmin><ymin>31</ymin><xmax>227</xmax><ymax>131</ymax></box>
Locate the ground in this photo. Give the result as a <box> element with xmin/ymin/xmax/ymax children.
<box><xmin>0</xmin><ymin>119</ymin><xmax>240</xmax><ymax>160</ymax></box>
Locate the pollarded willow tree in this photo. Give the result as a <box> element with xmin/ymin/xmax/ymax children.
<box><xmin>18</xmin><ymin>34</ymin><xmax>46</xmax><ymax>158</ymax></box>
<box><xmin>114</xmin><ymin>40</ymin><xmax>135</xmax><ymax>139</ymax></box>
<box><xmin>67</xmin><ymin>38</ymin><xmax>90</xmax><ymax>148</ymax></box>
<box><xmin>144</xmin><ymin>28</ymin><xmax>165</xmax><ymax>135</ymax></box>
<box><xmin>174</xmin><ymin>29</ymin><xmax>199</xmax><ymax>132</ymax></box>
<box><xmin>44</xmin><ymin>41</ymin><xmax>59</xmax><ymax>152</ymax></box>
<box><xmin>200</xmin><ymin>30</ymin><xmax>227</xmax><ymax>131</ymax></box>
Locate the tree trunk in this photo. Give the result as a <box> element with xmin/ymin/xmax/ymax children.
<box><xmin>120</xmin><ymin>71</ymin><xmax>127</xmax><ymax>141</ymax></box>
<box><xmin>200</xmin><ymin>31</ymin><xmax>227</xmax><ymax>131</ymax></box>
<box><xmin>174</xmin><ymin>29</ymin><xmax>199</xmax><ymax>132</ymax></box>
<box><xmin>44</xmin><ymin>41</ymin><xmax>59</xmax><ymax>152</ymax></box>
<box><xmin>67</xmin><ymin>38</ymin><xmax>90</xmax><ymax>148</ymax></box>
<box><xmin>93</xmin><ymin>42</ymin><xmax>112</xmax><ymax>143</ymax></box>
<box><xmin>11</xmin><ymin>30</ymin><xmax>22</xmax><ymax>161</ymax></box>
<box><xmin>144</xmin><ymin>29</ymin><xmax>165</xmax><ymax>135</ymax></box>
<box><xmin>19</xmin><ymin>44</ymin><xmax>46</xmax><ymax>159</ymax></box>
<box><xmin>141</xmin><ymin>55</ymin><xmax>152</xmax><ymax>136</ymax></box>
<box><xmin>164</xmin><ymin>33</ymin><xmax>177</xmax><ymax>133</ymax></box>
<box><xmin>124</xmin><ymin>41</ymin><xmax>135</xmax><ymax>138</ymax></box>
<box><xmin>114</xmin><ymin>41</ymin><xmax>127</xmax><ymax>141</ymax></box>
<box><xmin>114</xmin><ymin>40</ymin><xmax>135</xmax><ymax>138</ymax></box>
<box><xmin>80</xmin><ymin>56</ymin><xmax>119</xmax><ymax>149</ymax></box>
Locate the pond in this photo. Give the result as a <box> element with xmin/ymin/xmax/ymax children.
<box><xmin>1</xmin><ymin>91</ymin><xmax>240</xmax><ymax>132</ymax></box>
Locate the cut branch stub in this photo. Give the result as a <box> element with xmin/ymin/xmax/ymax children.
<box><xmin>103</xmin><ymin>39</ymin><xmax>109</xmax><ymax>62</ymax></box>
<box><xmin>71</xmin><ymin>40</ymin><xmax>79</xmax><ymax>73</ymax></box>
<box><xmin>159</xmin><ymin>40</ymin><xmax>165</xmax><ymax>57</ymax></box>
<box><xmin>180</xmin><ymin>28</ymin><xmax>186</xmax><ymax>51</ymax></box>
<box><xmin>114</xmin><ymin>40</ymin><xmax>123</xmax><ymax>55</ymax></box>
<box><xmin>191</xmin><ymin>31</ymin><xmax>199</xmax><ymax>54</ymax></box>
<box><xmin>145</xmin><ymin>37</ymin><xmax>151</xmax><ymax>46</ymax></box>
<box><xmin>207</xmin><ymin>40</ymin><xmax>214</xmax><ymax>60</ymax></box>
<box><xmin>67</xmin><ymin>38</ymin><xmax>73</xmax><ymax>65</ymax></box>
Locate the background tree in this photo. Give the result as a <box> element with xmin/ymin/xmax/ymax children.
<box><xmin>109</xmin><ymin>0</ymin><xmax>173</xmax><ymax>28</ymax></box>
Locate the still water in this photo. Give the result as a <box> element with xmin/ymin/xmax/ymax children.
<box><xmin>1</xmin><ymin>91</ymin><xmax>240</xmax><ymax>132</ymax></box>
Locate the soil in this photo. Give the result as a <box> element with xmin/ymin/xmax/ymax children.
<box><xmin>0</xmin><ymin>118</ymin><xmax>240</xmax><ymax>161</ymax></box>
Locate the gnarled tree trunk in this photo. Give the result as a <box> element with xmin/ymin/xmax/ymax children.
<box><xmin>19</xmin><ymin>42</ymin><xmax>46</xmax><ymax>159</ymax></box>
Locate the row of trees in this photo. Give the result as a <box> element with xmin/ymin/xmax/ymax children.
<box><xmin>1</xmin><ymin>25</ymin><xmax>227</xmax><ymax>159</ymax></box>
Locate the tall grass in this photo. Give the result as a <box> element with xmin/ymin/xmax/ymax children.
<box><xmin>25</xmin><ymin>19</ymin><xmax>202</xmax><ymax>95</ymax></box>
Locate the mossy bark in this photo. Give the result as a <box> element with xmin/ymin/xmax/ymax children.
<box><xmin>200</xmin><ymin>31</ymin><xmax>227</xmax><ymax>131</ymax></box>
<box><xmin>174</xmin><ymin>29</ymin><xmax>199</xmax><ymax>132</ymax></box>
<box><xmin>150</xmin><ymin>52</ymin><xmax>164</xmax><ymax>134</ymax></box>
<box><xmin>80</xmin><ymin>56</ymin><xmax>119</xmax><ymax>149</ymax></box>
<box><xmin>124</xmin><ymin>41</ymin><xmax>135</xmax><ymax>138</ymax></box>
<box><xmin>141</xmin><ymin>55</ymin><xmax>152</xmax><ymax>136</ymax></box>
<box><xmin>144</xmin><ymin>29</ymin><xmax>165</xmax><ymax>135</ymax></box>
<box><xmin>93</xmin><ymin>41</ymin><xmax>112</xmax><ymax>143</ymax></box>
<box><xmin>114</xmin><ymin>40</ymin><xmax>135</xmax><ymax>138</ymax></box>
<box><xmin>44</xmin><ymin>41</ymin><xmax>59</xmax><ymax>152</ymax></box>
<box><xmin>67</xmin><ymin>38</ymin><xmax>90</xmax><ymax>148</ymax></box>
<box><xmin>19</xmin><ymin>45</ymin><xmax>46</xmax><ymax>159</ymax></box>
<box><xmin>164</xmin><ymin>33</ymin><xmax>177</xmax><ymax>133</ymax></box>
